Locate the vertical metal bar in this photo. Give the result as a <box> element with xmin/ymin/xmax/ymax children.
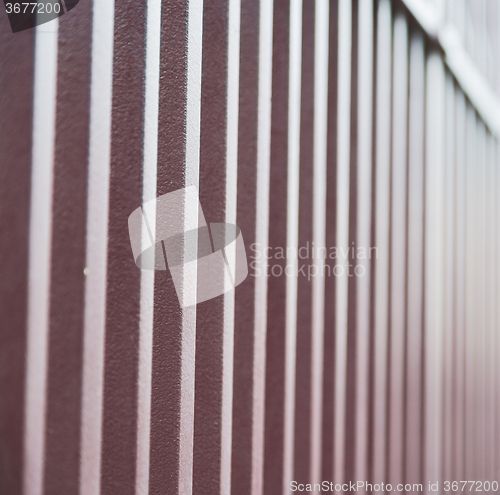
<box><xmin>475</xmin><ymin>120</ymin><xmax>487</xmax><ymax>482</ymax></box>
<box><xmin>423</xmin><ymin>51</ymin><xmax>445</xmax><ymax>493</ymax></box>
<box><xmin>442</xmin><ymin>72</ymin><xmax>455</xmax><ymax>484</ymax></box>
<box><xmin>178</xmin><ymin>1</ymin><xmax>204</xmax><ymax>493</ymax></box>
<box><xmin>43</xmin><ymin>2</ymin><xmax>92</xmax><ymax>492</ymax></box>
<box><xmin>452</xmin><ymin>87</ymin><xmax>467</xmax><ymax>482</ymax></box>
<box><xmin>193</xmin><ymin>0</ymin><xmax>230</xmax><ymax>491</ymax></box>
<box><xmin>494</xmin><ymin>135</ymin><xmax>500</xmax><ymax>482</ymax></box>
<box><xmin>310</xmin><ymin>0</ymin><xmax>329</xmax><ymax>487</ymax></box>
<box><xmin>148</xmin><ymin>0</ymin><xmax>193</xmax><ymax>492</ymax></box>
<box><xmin>485</xmin><ymin>132</ymin><xmax>496</xmax><ymax>482</ymax></box>
<box><xmin>388</xmin><ymin>11</ymin><xmax>408</xmax><ymax>488</ymax></box>
<box><xmin>320</xmin><ymin>0</ymin><xmax>339</xmax><ymax>482</ymax></box>
<box><xmin>101</xmin><ymin>1</ymin><xmax>147</xmax><ymax>491</ymax></box>
<box><xmin>333</xmin><ymin>0</ymin><xmax>352</xmax><ymax>483</ymax></box>
<box><xmin>464</xmin><ymin>104</ymin><xmax>477</xmax><ymax>482</ymax></box>
<box><xmin>343</xmin><ymin>0</ymin><xmax>358</xmax><ymax>480</ymax></box>
<box><xmin>80</xmin><ymin>0</ymin><xmax>115</xmax><ymax>492</ymax></box>
<box><xmin>283</xmin><ymin>0</ymin><xmax>302</xmax><ymax>491</ymax></box>
<box><xmin>405</xmin><ymin>29</ymin><xmax>425</xmax><ymax>488</ymax></box>
<box><xmin>496</xmin><ymin>138</ymin><xmax>500</xmax><ymax>481</ymax></box>
<box><xmin>221</xmin><ymin>0</ymin><xmax>241</xmax><ymax>492</ymax></box>
<box><xmin>293</xmin><ymin>0</ymin><xmax>314</xmax><ymax>486</ymax></box>
<box><xmin>231</xmin><ymin>0</ymin><xmax>259</xmax><ymax>490</ymax></box>
<box><xmin>371</xmin><ymin>0</ymin><xmax>391</xmax><ymax>488</ymax></box>
<box><xmin>251</xmin><ymin>0</ymin><xmax>274</xmax><ymax>492</ymax></box>
<box><xmin>354</xmin><ymin>0</ymin><xmax>373</xmax><ymax>489</ymax></box>
<box><xmin>23</xmin><ymin>19</ymin><xmax>59</xmax><ymax>495</ymax></box>
<box><xmin>135</xmin><ymin>0</ymin><xmax>161</xmax><ymax>493</ymax></box>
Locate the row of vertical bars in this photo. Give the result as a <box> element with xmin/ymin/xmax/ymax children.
<box><xmin>0</xmin><ymin>0</ymin><xmax>499</xmax><ymax>494</ymax></box>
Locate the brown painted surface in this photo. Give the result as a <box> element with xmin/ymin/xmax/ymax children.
<box><xmin>148</xmin><ymin>1</ymin><xmax>188</xmax><ymax>493</ymax></box>
<box><xmin>263</xmin><ymin>1</ymin><xmax>289</xmax><ymax>493</ymax></box>
<box><xmin>293</xmin><ymin>0</ymin><xmax>315</xmax><ymax>485</ymax></box>
<box><xmin>43</xmin><ymin>2</ymin><xmax>92</xmax><ymax>493</ymax></box>
<box><xmin>0</xmin><ymin>1</ymin><xmax>499</xmax><ymax>493</ymax></box>
<box><xmin>193</xmin><ymin>0</ymin><xmax>229</xmax><ymax>493</ymax></box>
<box><xmin>231</xmin><ymin>0</ymin><xmax>259</xmax><ymax>492</ymax></box>
<box><xmin>101</xmin><ymin>2</ymin><xmax>146</xmax><ymax>493</ymax></box>
<box><xmin>0</xmin><ymin>17</ymin><xmax>34</xmax><ymax>495</ymax></box>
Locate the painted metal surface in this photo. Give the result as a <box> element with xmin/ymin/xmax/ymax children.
<box><xmin>1</xmin><ymin>0</ymin><xmax>500</xmax><ymax>494</ymax></box>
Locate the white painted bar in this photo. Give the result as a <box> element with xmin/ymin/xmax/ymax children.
<box><xmin>310</xmin><ymin>0</ymin><xmax>329</xmax><ymax>487</ymax></box>
<box><xmin>354</xmin><ymin>0</ymin><xmax>373</xmax><ymax>489</ymax></box>
<box><xmin>496</xmin><ymin>140</ymin><xmax>500</xmax><ymax>480</ymax></box>
<box><xmin>388</xmin><ymin>12</ymin><xmax>408</xmax><ymax>488</ymax></box>
<box><xmin>475</xmin><ymin>121</ymin><xmax>487</xmax><ymax>481</ymax></box>
<box><xmin>452</xmin><ymin>88</ymin><xmax>467</xmax><ymax>481</ymax></box>
<box><xmin>442</xmin><ymin>71</ymin><xmax>455</xmax><ymax>483</ymax></box>
<box><xmin>464</xmin><ymin>105</ymin><xmax>477</xmax><ymax>482</ymax></box>
<box><xmin>220</xmin><ymin>0</ymin><xmax>241</xmax><ymax>493</ymax></box>
<box><xmin>485</xmin><ymin>132</ymin><xmax>496</xmax><ymax>481</ymax></box>
<box><xmin>178</xmin><ymin>0</ymin><xmax>204</xmax><ymax>493</ymax></box>
<box><xmin>423</xmin><ymin>52</ymin><xmax>445</xmax><ymax>493</ymax></box>
<box><xmin>135</xmin><ymin>0</ymin><xmax>161</xmax><ymax>493</ymax></box>
<box><xmin>252</xmin><ymin>0</ymin><xmax>274</xmax><ymax>492</ymax></box>
<box><xmin>333</xmin><ymin>0</ymin><xmax>351</xmax><ymax>483</ymax></box>
<box><xmin>283</xmin><ymin>0</ymin><xmax>302</xmax><ymax>492</ymax></box>
<box><xmin>23</xmin><ymin>19</ymin><xmax>59</xmax><ymax>495</ymax></box>
<box><xmin>371</xmin><ymin>1</ymin><xmax>391</xmax><ymax>489</ymax></box>
<box><xmin>80</xmin><ymin>0</ymin><xmax>115</xmax><ymax>493</ymax></box>
<box><xmin>405</xmin><ymin>30</ymin><xmax>425</xmax><ymax>486</ymax></box>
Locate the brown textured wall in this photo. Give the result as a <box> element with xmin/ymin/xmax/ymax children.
<box><xmin>1</xmin><ymin>0</ymin><xmax>500</xmax><ymax>494</ymax></box>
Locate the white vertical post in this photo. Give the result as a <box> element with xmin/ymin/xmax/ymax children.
<box><xmin>371</xmin><ymin>1</ymin><xmax>391</xmax><ymax>489</ymax></box>
<box><xmin>423</xmin><ymin>52</ymin><xmax>445</xmax><ymax>492</ymax></box>
<box><xmin>24</xmin><ymin>19</ymin><xmax>59</xmax><ymax>495</ymax></box>
<box><xmin>354</xmin><ymin>0</ymin><xmax>373</xmax><ymax>489</ymax></box>
<box><xmin>283</xmin><ymin>0</ymin><xmax>302</xmax><ymax>492</ymax></box>
<box><xmin>251</xmin><ymin>0</ymin><xmax>274</xmax><ymax>493</ymax></box>
<box><xmin>80</xmin><ymin>1</ymin><xmax>115</xmax><ymax>493</ymax></box>
<box><xmin>310</xmin><ymin>0</ymin><xmax>329</xmax><ymax>487</ymax></box>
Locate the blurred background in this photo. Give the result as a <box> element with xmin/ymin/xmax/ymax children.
<box><xmin>1</xmin><ymin>0</ymin><xmax>499</xmax><ymax>494</ymax></box>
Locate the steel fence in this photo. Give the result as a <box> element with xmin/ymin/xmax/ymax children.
<box><xmin>0</xmin><ymin>0</ymin><xmax>499</xmax><ymax>494</ymax></box>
